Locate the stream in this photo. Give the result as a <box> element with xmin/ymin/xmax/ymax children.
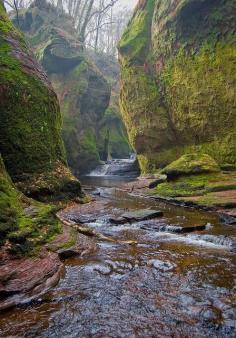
<box><xmin>0</xmin><ymin>171</ymin><xmax>236</xmax><ymax>337</ymax></box>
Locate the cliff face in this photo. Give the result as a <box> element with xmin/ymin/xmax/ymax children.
<box><xmin>0</xmin><ymin>154</ymin><xmax>62</xmax><ymax>254</ymax></box>
<box><xmin>119</xmin><ymin>0</ymin><xmax>236</xmax><ymax>173</ymax></box>
<box><xmin>0</xmin><ymin>1</ymin><xmax>81</xmax><ymax>198</ymax></box>
<box><xmin>90</xmin><ymin>52</ymin><xmax>132</xmax><ymax>160</ymax></box>
<box><xmin>14</xmin><ymin>2</ymin><xmax>114</xmax><ymax>174</ymax></box>
<box><xmin>0</xmin><ymin>155</ymin><xmax>23</xmax><ymax>247</ymax></box>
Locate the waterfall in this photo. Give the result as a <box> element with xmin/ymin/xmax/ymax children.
<box><xmin>87</xmin><ymin>155</ymin><xmax>140</xmax><ymax>178</ymax></box>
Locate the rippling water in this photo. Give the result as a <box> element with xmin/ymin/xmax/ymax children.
<box><xmin>0</xmin><ymin>177</ymin><xmax>236</xmax><ymax>337</ymax></box>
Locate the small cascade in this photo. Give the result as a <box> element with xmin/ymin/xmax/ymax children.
<box><xmin>87</xmin><ymin>154</ymin><xmax>140</xmax><ymax>178</ymax></box>
<box><xmin>186</xmin><ymin>234</ymin><xmax>236</xmax><ymax>249</ymax></box>
<box><xmin>88</xmin><ymin>164</ymin><xmax>110</xmax><ymax>177</ymax></box>
<box><xmin>163</xmin><ymin>233</ymin><xmax>236</xmax><ymax>250</ymax></box>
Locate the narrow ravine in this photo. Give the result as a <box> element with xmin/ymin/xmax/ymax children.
<box><xmin>0</xmin><ymin>169</ymin><xmax>235</xmax><ymax>337</ymax></box>
<box><xmin>1</xmin><ymin>1</ymin><xmax>236</xmax><ymax>337</ymax></box>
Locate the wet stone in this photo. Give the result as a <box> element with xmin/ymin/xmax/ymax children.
<box><xmin>148</xmin><ymin>175</ymin><xmax>167</xmax><ymax>189</ymax></box>
<box><xmin>110</xmin><ymin>209</ymin><xmax>163</xmax><ymax>225</ymax></box>
<box><xmin>93</xmin><ymin>264</ymin><xmax>112</xmax><ymax>276</ymax></box>
<box><xmin>200</xmin><ymin>306</ymin><xmax>223</xmax><ymax>325</ymax></box>
<box><xmin>141</xmin><ymin>222</ymin><xmax>206</xmax><ymax>233</ymax></box>
<box><xmin>219</xmin><ymin>213</ymin><xmax>236</xmax><ymax>225</ymax></box>
<box><xmin>147</xmin><ymin>259</ymin><xmax>176</xmax><ymax>272</ymax></box>
<box><xmin>67</xmin><ymin>214</ymin><xmax>97</xmax><ymax>224</ymax></box>
<box><xmin>57</xmin><ymin>246</ymin><xmax>83</xmax><ymax>259</ymax></box>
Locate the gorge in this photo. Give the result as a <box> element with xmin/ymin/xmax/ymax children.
<box><xmin>0</xmin><ymin>0</ymin><xmax>236</xmax><ymax>337</ymax></box>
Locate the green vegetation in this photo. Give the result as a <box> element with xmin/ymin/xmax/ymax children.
<box><xmin>119</xmin><ymin>0</ymin><xmax>236</xmax><ymax>172</ymax></box>
<box><xmin>119</xmin><ymin>0</ymin><xmax>155</xmax><ymax>65</ymax></box>
<box><xmin>13</xmin><ymin>4</ymin><xmax>113</xmax><ymax>174</ymax></box>
<box><xmin>0</xmin><ymin>156</ymin><xmax>22</xmax><ymax>247</ymax></box>
<box><xmin>0</xmin><ymin>2</ymin><xmax>83</xmax><ymax>257</ymax></box>
<box><xmin>161</xmin><ymin>154</ymin><xmax>220</xmax><ymax>178</ymax></box>
<box><xmin>0</xmin><ymin>5</ymin><xmax>65</xmax><ymax>176</ymax></box>
<box><xmin>0</xmin><ymin>155</ymin><xmax>61</xmax><ymax>254</ymax></box>
<box><xmin>0</xmin><ymin>1</ymin><xmax>81</xmax><ymax>198</ymax></box>
<box><xmin>154</xmin><ymin>171</ymin><xmax>236</xmax><ymax>199</ymax></box>
<box><xmin>161</xmin><ymin>43</ymin><xmax>236</xmax><ymax>166</ymax></box>
<box><xmin>98</xmin><ymin>107</ymin><xmax>132</xmax><ymax>160</ymax></box>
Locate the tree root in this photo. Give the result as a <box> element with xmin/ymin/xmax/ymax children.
<box><xmin>57</xmin><ymin>214</ymin><xmax>137</xmax><ymax>245</ymax></box>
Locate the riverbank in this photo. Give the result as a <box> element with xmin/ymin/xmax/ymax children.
<box><xmin>118</xmin><ymin>174</ymin><xmax>236</xmax><ymax>225</ymax></box>
<box><xmin>0</xmin><ymin>215</ymin><xmax>96</xmax><ymax>311</ymax></box>
<box><xmin>1</xmin><ymin>176</ymin><xmax>235</xmax><ymax>337</ymax></box>
<box><xmin>1</xmin><ymin>170</ymin><xmax>235</xmax><ymax>312</ymax></box>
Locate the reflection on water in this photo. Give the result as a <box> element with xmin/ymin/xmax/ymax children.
<box><xmin>81</xmin><ymin>175</ymin><xmax>134</xmax><ymax>187</ymax></box>
<box><xmin>0</xmin><ymin>177</ymin><xmax>236</xmax><ymax>337</ymax></box>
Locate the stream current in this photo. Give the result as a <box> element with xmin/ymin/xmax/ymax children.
<box><xmin>0</xmin><ymin>173</ymin><xmax>236</xmax><ymax>337</ymax></box>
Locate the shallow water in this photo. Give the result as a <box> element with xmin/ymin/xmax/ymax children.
<box><xmin>0</xmin><ymin>177</ymin><xmax>236</xmax><ymax>337</ymax></box>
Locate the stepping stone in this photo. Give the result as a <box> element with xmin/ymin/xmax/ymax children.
<box><xmin>140</xmin><ymin>222</ymin><xmax>206</xmax><ymax>233</ymax></box>
<box><xmin>147</xmin><ymin>259</ymin><xmax>176</xmax><ymax>272</ymax></box>
<box><xmin>110</xmin><ymin>209</ymin><xmax>163</xmax><ymax>225</ymax></box>
<box><xmin>57</xmin><ymin>246</ymin><xmax>82</xmax><ymax>259</ymax></box>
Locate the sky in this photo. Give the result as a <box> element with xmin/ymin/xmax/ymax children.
<box><xmin>114</xmin><ymin>0</ymin><xmax>138</xmax><ymax>10</ymax></box>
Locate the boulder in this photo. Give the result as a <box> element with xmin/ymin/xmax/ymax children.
<box><xmin>0</xmin><ymin>1</ymin><xmax>81</xmax><ymax>199</ymax></box>
<box><xmin>110</xmin><ymin>209</ymin><xmax>163</xmax><ymax>225</ymax></box>
<box><xmin>161</xmin><ymin>154</ymin><xmax>220</xmax><ymax>179</ymax></box>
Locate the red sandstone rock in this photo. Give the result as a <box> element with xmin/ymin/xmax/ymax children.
<box><xmin>0</xmin><ymin>250</ymin><xmax>63</xmax><ymax>310</ymax></box>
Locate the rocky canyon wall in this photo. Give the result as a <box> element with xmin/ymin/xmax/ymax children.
<box><xmin>119</xmin><ymin>0</ymin><xmax>236</xmax><ymax>173</ymax></box>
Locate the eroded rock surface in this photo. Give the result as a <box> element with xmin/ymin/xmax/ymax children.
<box><xmin>119</xmin><ymin>0</ymin><xmax>236</xmax><ymax>173</ymax></box>
<box><xmin>14</xmin><ymin>1</ymin><xmax>131</xmax><ymax>174</ymax></box>
<box><xmin>0</xmin><ymin>250</ymin><xmax>62</xmax><ymax>311</ymax></box>
<box><xmin>0</xmin><ymin>0</ymin><xmax>81</xmax><ymax>199</ymax></box>
<box><xmin>110</xmin><ymin>209</ymin><xmax>163</xmax><ymax>225</ymax></box>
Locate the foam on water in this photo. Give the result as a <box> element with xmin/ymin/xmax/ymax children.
<box><xmin>154</xmin><ymin>232</ymin><xmax>235</xmax><ymax>250</ymax></box>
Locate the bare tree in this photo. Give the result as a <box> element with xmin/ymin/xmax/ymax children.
<box><xmin>85</xmin><ymin>5</ymin><xmax>131</xmax><ymax>56</ymax></box>
<box><xmin>3</xmin><ymin>0</ymin><xmax>27</xmax><ymax>24</ymax></box>
<box><xmin>62</xmin><ymin>0</ymin><xmax>119</xmax><ymax>43</ymax></box>
<box><xmin>4</xmin><ymin>0</ymin><xmax>132</xmax><ymax>57</ymax></box>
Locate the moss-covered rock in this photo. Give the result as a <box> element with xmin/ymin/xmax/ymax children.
<box><xmin>97</xmin><ymin>107</ymin><xmax>132</xmax><ymax>160</ymax></box>
<box><xmin>88</xmin><ymin>52</ymin><xmax>132</xmax><ymax>160</ymax></box>
<box><xmin>154</xmin><ymin>171</ymin><xmax>236</xmax><ymax>199</ymax></box>
<box><xmin>0</xmin><ymin>155</ymin><xmax>22</xmax><ymax>247</ymax></box>
<box><xmin>13</xmin><ymin>2</ymin><xmax>113</xmax><ymax>174</ymax></box>
<box><xmin>161</xmin><ymin>153</ymin><xmax>220</xmax><ymax>179</ymax></box>
<box><xmin>50</xmin><ymin>59</ymin><xmax>110</xmax><ymax>174</ymax></box>
<box><xmin>0</xmin><ymin>155</ymin><xmax>61</xmax><ymax>254</ymax></box>
<box><xmin>0</xmin><ymin>0</ymin><xmax>81</xmax><ymax>198</ymax></box>
<box><xmin>119</xmin><ymin>0</ymin><xmax>236</xmax><ymax>173</ymax></box>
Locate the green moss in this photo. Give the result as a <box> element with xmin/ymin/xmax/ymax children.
<box><xmin>154</xmin><ymin>171</ymin><xmax>236</xmax><ymax>199</ymax></box>
<box><xmin>119</xmin><ymin>0</ymin><xmax>236</xmax><ymax>174</ymax></box>
<box><xmin>0</xmin><ymin>155</ymin><xmax>62</xmax><ymax>254</ymax></box>
<box><xmin>0</xmin><ymin>4</ymin><xmax>81</xmax><ymax>198</ymax></box>
<box><xmin>15</xmin><ymin>160</ymin><xmax>82</xmax><ymax>201</ymax></box>
<box><xmin>98</xmin><ymin>107</ymin><xmax>131</xmax><ymax>160</ymax></box>
<box><xmin>160</xmin><ymin>43</ymin><xmax>236</xmax><ymax>167</ymax></box>
<box><xmin>180</xmin><ymin>191</ymin><xmax>236</xmax><ymax>208</ymax></box>
<box><xmin>0</xmin><ymin>2</ymin><xmax>21</xmax><ymax>34</ymax></box>
<box><xmin>49</xmin><ymin>60</ymin><xmax>108</xmax><ymax>173</ymax></box>
<box><xmin>0</xmin><ymin>156</ymin><xmax>21</xmax><ymax>246</ymax></box>
<box><xmin>51</xmin><ymin>228</ymin><xmax>77</xmax><ymax>251</ymax></box>
<box><xmin>161</xmin><ymin>153</ymin><xmax>220</xmax><ymax>178</ymax></box>
<box><xmin>8</xmin><ymin>201</ymin><xmax>62</xmax><ymax>256</ymax></box>
<box><xmin>77</xmin><ymin>128</ymin><xmax>100</xmax><ymax>173</ymax></box>
<box><xmin>119</xmin><ymin>66</ymin><xmax>171</xmax><ymax>156</ymax></box>
<box><xmin>119</xmin><ymin>0</ymin><xmax>155</xmax><ymax>65</ymax></box>
<box><xmin>0</xmin><ymin>41</ymin><xmax>66</xmax><ymax>175</ymax></box>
